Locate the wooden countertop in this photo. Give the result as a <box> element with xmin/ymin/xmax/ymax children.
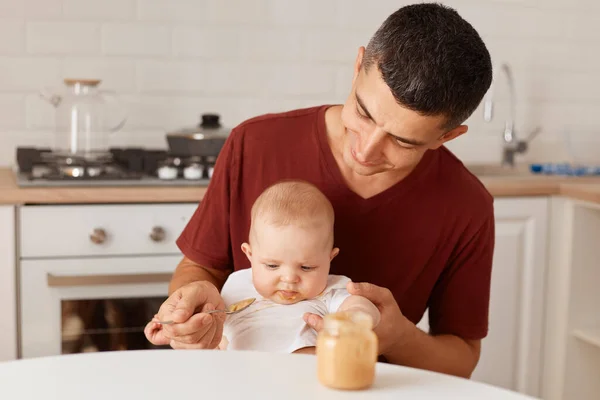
<box><xmin>0</xmin><ymin>169</ymin><xmax>207</xmax><ymax>205</ymax></box>
<box><xmin>1</xmin><ymin>167</ymin><xmax>600</xmax><ymax>205</ymax></box>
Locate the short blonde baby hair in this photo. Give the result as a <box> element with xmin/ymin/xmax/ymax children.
<box><xmin>250</xmin><ymin>180</ymin><xmax>335</xmax><ymax>245</ymax></box>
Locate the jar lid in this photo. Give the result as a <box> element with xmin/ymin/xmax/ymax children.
<box><xmin>323</xmin><ymin>310</ymin><xmax>374</xmax><ymax>335</ymax></box>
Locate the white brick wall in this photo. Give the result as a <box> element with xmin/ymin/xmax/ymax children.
<box><xmin>0</xmin><ymin>0</ymin><xmax>598</xmax><ymax>166</ymax></box>
<box><xmin>27</xmin><ymin>22</ymin><xmax>100</xmax><ymax>54</ymax></box>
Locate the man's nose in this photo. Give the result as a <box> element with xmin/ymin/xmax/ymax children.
<box><xmin>356</xmin><ymin>127</ymin><xmax>386</xmax><ymax>160</ymax></box>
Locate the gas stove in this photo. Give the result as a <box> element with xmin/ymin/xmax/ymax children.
<box><xmin>15</xmin><ymin>147</ymin><xmax>215</xmax><ymax>187</ymax></box>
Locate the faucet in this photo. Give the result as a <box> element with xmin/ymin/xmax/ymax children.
<box><xmin>483</xmin><ymin>63</ymin><xmax>540</xmax><ymax>167</ymax></box>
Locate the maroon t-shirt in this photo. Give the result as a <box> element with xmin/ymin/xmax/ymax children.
<box><xmin>177</xmin><ymin>105</ymin><xmax>495</xmax><ymax>340</ymax></box>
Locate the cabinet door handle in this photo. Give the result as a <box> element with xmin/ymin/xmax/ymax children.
<box><xmin>149</xmin><ymin>226</ymin><xmax>166</xmax><ymax>242</ymax></box>
<box><xmin>89</xmin><ymin>228</ymin><xmax>107</xmax><ymax>245</ymax></box>
<box><xmin>47</xmin><ymin>272</ymin><xmax>172</xmax><ymax>287</ymax></box>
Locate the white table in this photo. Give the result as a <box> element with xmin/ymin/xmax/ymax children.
<box><xmin>0</xmin><ymin>350</ymin><xmax>537</xmax><ymax>399</ymax></box>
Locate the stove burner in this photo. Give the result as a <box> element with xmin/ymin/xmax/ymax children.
<box><xmin>41</xmin><ymin>150</ymin><xmax>114</xmax><ymax>166</ymax></box>
<box><xmin>15</xmin><ymin>147</ymin><xmax>215</xmax><ymax>187</ymax></box>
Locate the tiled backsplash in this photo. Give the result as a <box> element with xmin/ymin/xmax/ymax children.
<box><xmin>0</xmin><ymin>0</ymin><xmax>598</xmax><ymax>166</ymax></box>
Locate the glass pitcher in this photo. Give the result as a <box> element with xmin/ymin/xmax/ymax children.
<box><xmin>39</xmin><ymin>79</ymin><xmax>127</xmax><ymax>160</ymax></box>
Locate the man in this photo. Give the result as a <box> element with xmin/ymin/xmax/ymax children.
<box><xmin>145</xmin><ymin>3</ymin><xmax>494</xmax><ymax>379</ymax></box>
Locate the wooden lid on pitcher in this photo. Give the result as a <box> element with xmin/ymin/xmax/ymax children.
<box><xmin>63</xmin><ymin>78</ymin><xmax>101</xmax><ymax>86</ymax></box>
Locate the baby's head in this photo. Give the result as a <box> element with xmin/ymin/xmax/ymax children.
<box><xmin>241</xmin><ymin>180</ymin><xmax>339</xmax><ymax>305</ymax></box>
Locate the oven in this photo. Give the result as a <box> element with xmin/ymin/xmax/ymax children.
<box><xmin>18</xmin><ymin>203</ymin><xmax>197</xmax><ymax>358</ymax></box>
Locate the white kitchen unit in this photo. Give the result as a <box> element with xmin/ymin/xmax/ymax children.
<box><xmin>473</xmin><ymin>197</ymin><xmax>548</xmax><ymax>398</ymax></box>
<box><xmin>18</xmin><ymin>203</ymin><xmax>198</xmax><ymax>358</ymax></box>
<box><xmin>542</xmin><ymin>197</ymin><xmax>600</xmax><ymax>400</ymax></box>
<box><xmin>0</xmin><ymin>205</ymin><xmax>17</xmax><ymax>361</ymax></box>
<box><xmin>418</xmin><ymin>197</ymin><xmax>549</xmax><ymax>398</ymax></box>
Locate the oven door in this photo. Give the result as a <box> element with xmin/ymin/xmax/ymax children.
<box><xmin>20</xmin><ymin>255</ymin><xmax>179</xmax><ymax>358</ymax></box>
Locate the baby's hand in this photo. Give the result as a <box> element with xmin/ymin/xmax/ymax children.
<box><xmin>303</xmin><ymin>282</ymin><xmax>381</xmax><ymax>333</ymax></box>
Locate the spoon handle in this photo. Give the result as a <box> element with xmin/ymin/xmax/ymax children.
<box><xmin>205</xmin><ymin>308</ymin><xmax>227</xmax><ymax>314</ymax></box>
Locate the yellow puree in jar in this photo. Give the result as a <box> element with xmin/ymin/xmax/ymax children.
<box><xmin>316</xmin><ymin>312</ymin><xmax>378</xmax><ymax>390</ymax></box>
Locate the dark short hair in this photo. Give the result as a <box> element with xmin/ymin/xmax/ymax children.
<box><xmin>363</xmin><ymin>3</ymin><xmax>492</xmax><ymax>130</ymax></box>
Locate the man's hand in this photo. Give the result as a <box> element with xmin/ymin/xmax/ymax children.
<box><xmin>144</xmin><ymin>280</ymin><xmax>226</xmax><ymax>350</ymax></box>
<box><xmin>303</xmin><ymin>281</ymin><xmax>409</xmax><ymax>355</ymax></box>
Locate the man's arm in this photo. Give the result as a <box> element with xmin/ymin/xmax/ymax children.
<box><xmin>345</xmin><ymin>283</ymin><xmax>481</xmax><ymax>379</ymax></box>
<box><xmin>168</xmin><ymin>256</ymin><xmax>230</xmax><ymax>295</ymax></box>
<box><xmin>383</xmin><ymin>320</ymin><xmax>481</xmax><ymax>378</ymax></box>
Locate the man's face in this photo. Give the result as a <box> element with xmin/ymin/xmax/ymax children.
<box><xmin>242</xmin><ymin>220</ymin><xmax>339</xmax><ymax>305</ymax></box>
<box><xmin>339</xmin><ymin>48</ymin><xmax>468</xmax><ymax>176</ymax></box>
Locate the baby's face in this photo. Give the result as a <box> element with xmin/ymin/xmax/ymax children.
<box><xmin>242</xmin><ymin>220</ymin><xmax>338</xmax><ymax>305</ymax></box>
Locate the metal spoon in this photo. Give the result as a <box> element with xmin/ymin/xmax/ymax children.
<box><xmin>155</xmin><ymin>297</ymin><xmax>256</xmax><ymax>325</ymax></box>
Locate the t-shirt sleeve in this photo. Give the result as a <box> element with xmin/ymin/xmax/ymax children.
<box><xmin>427</xmin><ymin>214</ymin><xmax>495</xmax><ymax>340</ymax></box>
<box><xmin>175</xmin><ymin>129</ymin><xmax>239</xmax><ymax>272</ymax></box>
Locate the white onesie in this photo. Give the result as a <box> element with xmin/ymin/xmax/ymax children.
<box><xmin>220</xmin><ymin>268</ymin><xmax>352</xmax><ymax>353</ymax></box>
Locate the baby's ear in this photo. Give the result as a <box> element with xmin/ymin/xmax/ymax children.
<box><xmin>241</xmin><ymin>243</ymin><xmax>252</xmax><ymax>259</ymax></box>
<box><xmin>330</xmin><ymin>247</ymin><xmax>340</xmax><ymax>260</ymax></box>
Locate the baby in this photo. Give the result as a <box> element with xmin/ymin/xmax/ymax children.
<box><xmin>219</xmin><ymin>180</ymin><xmax>380</xmax><ymax>354</ymax></box>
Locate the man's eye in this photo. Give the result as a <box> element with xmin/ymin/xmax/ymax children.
<box><xmin>301</xmin><ymin>266</ymin><xmax>315</xmax><ymax>271</ymax></box>
<box><xmin>266</xmin><ymin>264</ymin><xmax>278</xmax><ymax>269</ymax></box>
<box><xmin>393</xmin><ymin>137</ymin><xmax>415</xmax><ymax>149</ymax></box>
<box><xmin>356</xmin><ymin>106</ymin><xmax>367</xmax><ymax>119</ymax></box>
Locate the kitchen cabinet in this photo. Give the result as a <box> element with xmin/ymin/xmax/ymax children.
<box><xmin>473</xmin><ymin>197</ymin><xmax>548</xmax><ymax>397</ymax></box>
<box><xmin>0</xmin><ymin>205</ymin><xmax>17</xmax><ymax>361</ymax></box>
<box><xmin>542</xmin><ymin>197</ymin><xmax>600</xmax><ymax>400</ymax></box>
<box><xmin>418</xmin><ymin>197</ymin><xmax>549</xmax><ymax>398</ymax></box>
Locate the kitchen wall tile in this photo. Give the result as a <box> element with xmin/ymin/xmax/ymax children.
<box><xmin>334</xmin><ymin>0</ymin><xmax>410</xmax><ymax>32</ymax></box>
<box><xmin>0</xmin><ymin>0</ymin><xmax>66</xmax><ymax>18</ymax></box>
<box><xmin>531</xmin><ymin>41</ymin><xmax>600</xmax><ymax>72</ymax></box>
<box><xmin>530</xmin><ymin>71</ymin><xmax>600</xmax><ymax>102</ymax></box>
<box><xmin>305</xmin><ymin>29</ymin><xmax>367</xmax><ymax>63</ymax></box>
<box><xmin>25</xmin><ymin>94</ymin><xmax>55</xmax><ymax>129</ymax></box>
<box><xmin>136</xmin><ymin>60</ymin><xmax>207</xmax><ymax>93</ymax></box>
<box><xmin>456</xmin><ymin>4</ymin><xmax>568</xmax><ymax>40</ymax></box>
<box><xmin>24</xmin><ymin>0</ymin><xmax>62</xmax><ymax>18</ymax></box>
<box><xmin>102</xmin><ymin>23</ymin><xmax>170</xmax><ymax>56</ymax></box>
<box><xmin>267</xmin><ymin>0</ymin><xmax>336</xmax><ymax>27</ymax></box>
<box><xmin>206</xmin><ymin>0</ymin><xmax>270</xmax><ymax>25</ymax></box>
<box><xmin>0</xmin><ymin>94</ymin><xmax>26</xmax><ymax>128</ymax></box>
<box><xmin>239</xmin><ymin>29</ymin><xmax>306</xmax><ymax>62</ymax></box>
<box><xmin>137</xmin><ymin>0</ymin><xmax>209</xmax><ymax>22</ymax></box>
<box><xmin>202</xmin><ymin>62</ymin><xmax>274</xmax><ymax>96</ymax></box>
<box><xmin>172</xmin><ymin>26</ymin><xmax>242</xmax><ymax>59</ymax></box>
<box><xmin>63</xmin><ymin>0</ymin><xmax>137</xmax><ymax>20</ymax></box>
<box><xmin>265</xmin><ymin>65</ymin><xmax>337</xmax><ymax>96</ymax></box>
<box><xmin>0</xmin><ymin>20</ymin><xmax>25</xmax><ymax>54</ymax></box>
<box><xmin>27</xmin><ymin>22</ymin><xmax>101</xmax><ymax>55</ymax></box>
<box><xmin>0</xmin><ymin>57</ymin><xmax>60</xmax><ymax>91</ymax></box>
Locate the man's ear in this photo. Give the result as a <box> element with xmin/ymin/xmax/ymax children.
<box><xmin>330</xmin><ymin>247</ymin><xmax>340</xmax><ymax>261</ymax></box>
<box><xmin>430</xmin><ymin>125</ymin><xmax>469</xmax><ymax>150</ymax></box>
<box><xmin>352</xmin><ymin>46</ymin><xmax>366</xmax><ymax>85</ymax></box>
<box><xmin>241</xmin><ymin>243</ymin><xmax>252</xmax><ymax>261</ymax></box>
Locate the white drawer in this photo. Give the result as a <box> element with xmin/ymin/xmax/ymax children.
<box><xmin>19</xmin><ymin>203</ymin><xmax>198</xmax><ymax>258</ymax></box>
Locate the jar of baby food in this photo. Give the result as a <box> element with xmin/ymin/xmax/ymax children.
<box><xmin>316</xmin><ymin>311</ymin><xmax>378</xmax><ymax>390</ymax></box>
